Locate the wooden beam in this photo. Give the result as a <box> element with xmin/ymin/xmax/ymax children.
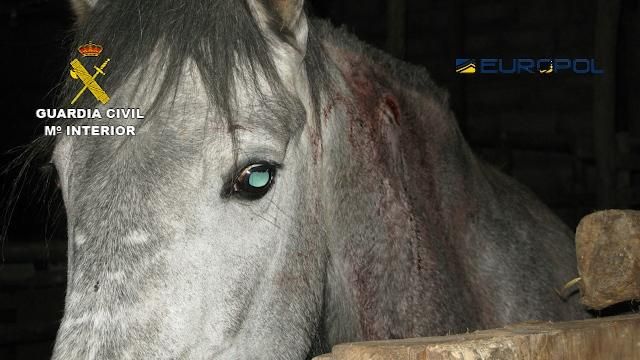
<box><xmin>314</xmin><ymin>314</ymin><xmax>640</xmax><ymax>360</ymax></box>
<box><xmin>592</xmin><ymin>0</ymin><xmax>621</xmax><ymax>208</ymax></box>
<box><xmin>385</xmin><ymin>0</ymin><xmax>407</xmax><ymax>59</ymax></box>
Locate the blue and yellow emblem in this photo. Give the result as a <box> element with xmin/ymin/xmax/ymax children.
<box><xmin>538</xmin><ymin>60</ymin><xmax>553</xmax><ymax>74</ymax></box>
<box><xmin>455</xmin><ymin>59</ymin><xmax>476</xmax><ymax>74</ymax></box>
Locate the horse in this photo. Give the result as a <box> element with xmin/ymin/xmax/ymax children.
<box><xmin>48</xmin><ymin>0</ymin><xmax>585</xmax><ymax>358</ymax></box>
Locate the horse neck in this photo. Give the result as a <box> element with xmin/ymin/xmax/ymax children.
<box><xmin>317</xmin><ymin>38</ymin><xmax>491</xmax><ymax>343</ymax></box>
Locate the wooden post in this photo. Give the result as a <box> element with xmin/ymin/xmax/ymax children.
<box><xmin>449</xmin><ymin>0</ymin><xmax>467</xmax><ymax>134</ymax></box>
<box><xmin>385</xmin><ymin>0</ymin><xmax>407</xmax><ymax>59</ymax></box>
<box><xmin>592</xmin><ymin>0</ymin><xmax>621</xmax><ymax>208</ymax></box>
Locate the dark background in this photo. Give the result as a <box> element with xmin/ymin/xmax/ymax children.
<box><xmin>1</xmin><ymin>0</ymin><xmax>638</xmax><ymax>358</ymax></box>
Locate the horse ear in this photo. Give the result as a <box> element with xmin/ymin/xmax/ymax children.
<box><xmin>248</xmin><ymin>0</ymin><xmax>308</xmax><ymax>52</ymax></box>
<box><xmin>70</xmin><ymin>0</ymin><xmax>98</xmax><ymax>24</ymax></box>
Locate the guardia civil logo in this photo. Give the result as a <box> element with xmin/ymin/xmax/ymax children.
<box><xmin>38</xmin><ymin>41</ymin><xmax>143</xmax><ymax>137</ymax></box>
<box><xmin>69</xmin><ymin>42</ymin><xmax>111</xmax><ymax>104</ymax></box>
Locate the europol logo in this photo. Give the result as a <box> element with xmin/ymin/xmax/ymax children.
<box><xmin>455</xmin><ymin>58</ymin><xmax>476</xmax><ymax>74</ymax></box>
<box><xmin>455</xmin><ymin>58</ymin><xmax>602</xmax><ymax>75</ymax></box>
<box><xmin>69</xmin><ymin>42</ymin><xmax>111</xmax><ymax>105</ymax></box>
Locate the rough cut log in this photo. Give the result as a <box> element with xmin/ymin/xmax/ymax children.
<box><xmin>313</xmin><ymin>314</ymin><xmax>640</xmax><ymax>360</ymax></box>
<box><xmin>575</xmin><ymin>209</ymin><xmax>640</xmax><ymax>309</ymax></box>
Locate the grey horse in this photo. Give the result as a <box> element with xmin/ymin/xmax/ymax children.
<box><xmin>50</xmin><ymin>0</ymin><xmax>584</xmax><ymax>358</ymax></box>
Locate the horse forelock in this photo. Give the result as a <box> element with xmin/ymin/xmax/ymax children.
<box><xmin>55</xmin><ymin>0</ymin><xmax>332</xmax><ymax>142</ymax></box>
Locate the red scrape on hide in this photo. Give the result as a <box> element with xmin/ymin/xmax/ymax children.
<box><xmin>339</xmin><ymin>56</ymin><xmax>426</xmax><ymax>339</ymax></box>
<box><xmin>341</xmin><ymin>60</ymin><xmax>405</xmax><ymax>175</ymax></box>
<box><xmin>312</xmin><ymin>94</ymin><xmax>355</xmax><ymax>164</ymax></box>
<box><xmin>325</xmin><ymin>45</ymin><xmax>488</xmax><ymax>338</ymax></box>
<box><xmin>309</xmin><ymin>125</ymin><xmax>322</xmax><ymax>164</ymax></box>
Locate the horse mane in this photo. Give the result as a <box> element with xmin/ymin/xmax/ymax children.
<box><xmin>311</xmin><ymin>18</ymin><xmax>450</xmax><ymax>109</ymax></box>
<box><xmin>59</xmin><ymin>0</ymin><xmax>332</xmax><ymax>124</ymax></box>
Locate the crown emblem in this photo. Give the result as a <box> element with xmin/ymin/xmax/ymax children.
<box><xmin>77</xmin><ymin>42</ymin><xmax>103</xmax><ymax>57</ymax></box>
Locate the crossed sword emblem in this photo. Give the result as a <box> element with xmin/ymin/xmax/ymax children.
<box><xmin>69</xmin><ymin>58</ymin><xmax>111</xmax><ymax>105</ymax></box>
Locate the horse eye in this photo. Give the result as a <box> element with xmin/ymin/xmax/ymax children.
<box><xmin>232</xmin><ymin>162</ymin><xmax>277</xmax><ymax>199</ymax></box>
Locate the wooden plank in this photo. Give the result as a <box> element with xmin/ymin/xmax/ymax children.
<box><xmin>617</xmin><ymin>153</ymin><xmax>640</xmax><ymax>171</ymax></box>
<box><xmin>592</xmin><ymin>0</ymin><xmax>621</xmax><ymax>208</ymax></box>
<box><xmin>314</xmin><ymin>314</ymin><xmax>640</xmax><ymax>360</ymax></box>
<box><xmin>313</xmin><ymin>355</ymin><xmax>334</xmax><ymax>360</ymax></box>
<box><xmin>385</xmin><ymin>0</ymin><xmax>407</xmax><ymax>59</ymax></box>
